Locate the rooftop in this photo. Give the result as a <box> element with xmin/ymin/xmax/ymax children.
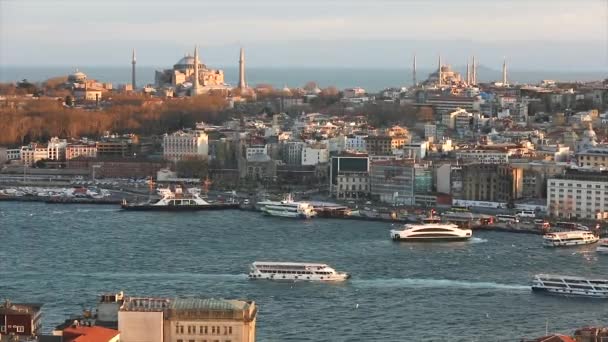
<box><xmin>63</xmin><ymin>326</ymin><xmax>120</xmax><ymax>342</ymax></box>
<box><xmin>170</xmin><ymin>298</ymin><xmax>249</xmax><ymax>312</ymax></box>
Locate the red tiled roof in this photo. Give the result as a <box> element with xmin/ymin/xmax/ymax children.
<box><xmin>63</xmin><ymin>326</ymin><xmax>119</xmax><ymax>342</ymax></box>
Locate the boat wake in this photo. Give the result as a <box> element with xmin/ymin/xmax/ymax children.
<box><xmin>352</xmin><ymin>278</ymin><xmax>528</xmax><ymax>291</ymax></box>
<box><xmin>470</xmin><ymin>237</ymin><xmax>488</xmax><ymax>244</ymax></box>
<box><xmin>8</xmin><ymin>271</ymin><xmax>248</xmax><ymax>281</ymax></box>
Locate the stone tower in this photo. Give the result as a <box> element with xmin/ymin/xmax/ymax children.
<box><xmin>192</xmin><ymin>45</ymin><xmax>200</xmax><ymax>96</ymax></box>
<box><xmin>238</xmin><ymin>47</ymin><xmax>247</xmax><ymax>89</ymax></box>
<box><xmin>131</xmin><ymin>49</ymin><xmax>136</xmax><ymax>89</ymax></box>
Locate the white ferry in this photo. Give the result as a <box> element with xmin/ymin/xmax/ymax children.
<box><xmin>248</xmin><ymin>261</ymin><xmax>350</xmax><ymax>282</ymax></box>
<box><xmin>257</xmin><ymin>194</ymin><xmax>317</xmax><ymax>219</ymax></box>
<box><xmin>121</xmin><ymin>185</ymin><xmax>238</xmax><ymax>211</ymax></box>
<box><xmin>390</xmin><ymin>217</ymin><xmax>472</xmax><ymax>242</ymax></box>
<box><xmin>542</xmin><ymin>230</ymin><xmax>599</xmax><ymax>247</ymax></box>
<box><xmin>597</xmin><ymin>239</ymin><xmax>608</xmax><ymax>254</ymax></box>
<box><xmin>531</xmin><ymin>274</ymin><xmax>608</xmax><ymax>299</ymax></box>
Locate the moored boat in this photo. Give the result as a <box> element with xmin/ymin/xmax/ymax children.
<box><xmin>121</xmin><ymin>185</ymin><xmax>239</xmax><ymax>211</ymax></box>
<box><xmin>257</xmin><ymin>194</ymin><xmax>316</xmax><ymax>219</ymax></box>
<box><xmin>390</xmin><ymin>217</ymin><xmax>472</xmax><ymax>242</ymax></box>
<box><xmin>542</xmin><ymin>230</ymin><xmax>599</xmax><ymax>247</ymax></box>
<box><xmin>248</xmin><ymin>261</ymin><xmax>350</xmax><ymax>282</ymax></box>
<box><xmin>531</xmin><ymin>274</ymin><xmax>608</xmax><ymax>298</ymax></box>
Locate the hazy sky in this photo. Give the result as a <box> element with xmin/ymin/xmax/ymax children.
<box><xmin>1</xmin><ymin>0</ymin><xmax>607</xmax><ymax>69</ymax></box>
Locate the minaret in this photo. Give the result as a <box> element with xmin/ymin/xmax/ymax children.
<box><xmin>412</xmin><ymin>53</ymin><xmax>417</xmax><ymax>87</ymax></box>
<box><xmin>466</xmin><ymin>62</ymin><xmax>470</xmax><ymax>85</ymax></box>
<box><xmin>192</xmin><ymin>45</ymin><xmax>200</xmax><ymax>96</ymax></box>
<box><xmin>131</xmin><ymin>49</ymin><xmax>136</xmax><ymax>89</ymax></box>
<box><xmin>472</xmin><ymin>56</ymin><xmax>477</xmax><ymax>85</ymax></box>
<box><xmin>438</xmin><ymin>55</ymin><xmax>443</xmax><ymax>86</ymax></box>
<box><xmin>502</xmin><ymin>57</ymin><xmax>507</xmax><ymax>86</ymax></box>
<box><xmin>238</xmin><ymin>47</ymin><xmax>247</xmax><ymax>89</ymax></box>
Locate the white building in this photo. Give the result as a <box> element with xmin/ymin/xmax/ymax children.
<box><xmin>6</xmin><ymin>148</ymin><xmax>21</xmax><ymax>160</ymax></box>
<box><xmin>301</xmin><ymin>144</ymin><xmax>329</xmax><ymax>166</ymax></box>
<box><xmin>455</xmin><ymin>149</ymin><xmax>512</xmax><ymax>164</ymax></box>
<box><xmin>66</xmin><ymin>144</ymin><xmax>98</xmax><ymax>160</ymax></box>
<box><xmin>246</xmin><ymin>145</ymin><xmax>268</xmax><ymax>161</ymax></box>
<box><xmin>20</xmin><ymin>144</ymin><xmax>48</xmax><ymax>166</ymax></box>
<box><xmin>577</xmin><ymin>147</ymin><xmax>608</xmax><ymax>169</ymax></box>
<box><xmin>118</xmin><ymin>297</ymin><xmax>168</xmax><ymax>342</ymax></box>
<box><xmin>547</xmin><ymin>170</ymin><xmax>608</xmax><ymax>219</ymax></box>
<box><xmin>345</xmin><ymin>134</ymin><xmax>367</xmax><ymax>152</ymax></box>
<box><xmin>282</xmin><ymin>141</ymin><xmax>305</xmax><ymax>165</ymax></box>
<box><xmin>343</xmin><ymin>87</ymin><xmax>366</xmax><ymax>98</ymax></box>
<box><xmin>163</xmin><ymin>130</ymin><xmax>209</xmax><ymax>161</ymax></box>
<box><xmin>327</xmin><ymin>135</ymin><xmax>346</xmax><ymax>153</ymax></box>
<box><xmin>47</xmin><ymin>137</ymin><xmax>68</xmax><ymax>161</ymax></box>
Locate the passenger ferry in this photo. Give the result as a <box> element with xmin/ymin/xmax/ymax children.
<box><xmin>531</xmin><ymin>274</ymin><xmax>608</xmax><ymax>299</ymax></box>
<box><xmin>121</xmin><ymin>185</ymin><xmax>239</xmax><ymax>211</ymax></box>
<box><xmin>597</xmin><ymin>239</ymin><xmax>608</xmax><ymax>254</ymax></box>
<box><xmin>248</xmin><ymin>261</ymin><xmax>350</xmax><ymax>282</ymax></box>
<box><xmin>390</xmin><ymin>217</ymin><xmax>472</xmax><ymax>242</ymax></box>
<box><xmin>542</xmin><ymin>230</ymin><xmax>599</xmax><ymax>247</ymax></box>
<box><xmin>257</xmin><ymin>194</ymin><xmax>317</xmax><ymax>219</ymax></box>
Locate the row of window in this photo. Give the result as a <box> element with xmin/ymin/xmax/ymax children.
<box><xmin>176</xmin><ymin>325</ymin><xmax>233</xmax><ymax>336</ymax></box>
<box><xmin>550</xmin><ymin>182</ymin><xmax>608</xmax><ymax>188</ymax></box>
<box><xmin>177</xmin><ymin>339</ymin><xmax>230</xmax><ymax>342</ymax></box>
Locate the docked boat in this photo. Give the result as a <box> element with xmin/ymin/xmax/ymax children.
<box><xmin>121</xmin><ymin>185</ymin><xmax>239</xmax><ymax>211</ymax></box>
<box><xmin>542</xmin><ymin>230</ymin><xmax>599</xmax><ymax>247</ymax></box>
<box><xmin>257</xmin><ymin>194</ymin><xmax>317</xmax><ymax>219</ymax></box>
<box><xmin>390</xmin><ymin>217</ymin><xmax>472</xmax><ymax>241</ymax></box>
<box><xmin>248</xmin><ymin>261</ymin><xmax>350</xmax><ymax>282</ymax></box>
<box><xmin>531</xmin><ymin>274</ymin><xmax>608</xmax><ymax>298</ymax></box>
<box><xmin>597</xmin><ymin>239</ymin><xmax>608</xmax><ymax>254</ymax></box>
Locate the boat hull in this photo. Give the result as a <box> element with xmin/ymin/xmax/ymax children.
<box><xmin>532</xmin><ymin>286</ymin><xmax>608</xmax><ymax>299</ymax></box>
<box><xmin>597</xmin><ymin>246</ymin><xmax>608</xmax><ymax>254</ymax></box>
<box><xmin>121</xmin><ymin>203</ymin><xmax>240</xmax><ymax>211</ymax></box>
<box><xmin>248</xmin><ymin>273</ymin><xmax>350</xmax><ymax>282</ymax></box>
<box><xmin>392</xmin><ymin>236</ymin><xmax>472</xmax><ymax>242</ymax></box>
<box><xmin>543</xmin><ymin>239</ymin><xmax>598</xmax><ymax>247</ymax></box>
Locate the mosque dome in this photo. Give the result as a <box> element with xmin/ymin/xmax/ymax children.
<box><xmin>173</xmin><ymin>54</ymin><xmax>205</xmax><ymax>71</ymax></box>
<box><xmin>68</xmin><ymin>69</ymin><xmax>87</xmax><ymax>83</ymax></box>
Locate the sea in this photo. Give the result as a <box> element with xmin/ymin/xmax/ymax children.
<box><xmin>1</xmin><ymin>201</ymin><xmax>606</xmax><ymax>341</ymax></box>
<box><xmin>1</xmin><ymin>66</ymin><xmax>605</xmax><ymax>92</ymax></box>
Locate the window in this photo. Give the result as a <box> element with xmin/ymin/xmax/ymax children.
<box><xmin>228</xmin><ymin>327</ymin><xmax>232</xmax><ymax>334</ymax></box>
<box><xmin>177</xmin><ymin>340</ymin><xmax>183</xmax><ymax>342</ymax></box>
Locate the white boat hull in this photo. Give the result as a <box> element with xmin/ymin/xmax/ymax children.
<box><xmin>543</xmin><ymin>239</ymin><xmax>599</xmax><ymax>247</ymax></box>
<box><xmin>263</xmin><ymin>209</ymin><xmax>316</xmax><ymax>219</ymax></box>
<box><xmin>248</xmin><ymin>271</ymin><xmax>349</xmax><ymax>282</ymax></box>
<box><xmin>532</xmin><ymin>274</ymin><xmax>608</xmax><ymax>299</ymax></box>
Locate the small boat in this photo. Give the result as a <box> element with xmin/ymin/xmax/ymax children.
<box><xmin>257</xmin><ymin>194</ymin><xmax>316</xmax><ymax>219</ymax></box>
<box><xmin>248</xmin><ymin>261</ymin><xmax>350</xmax><ymax>282</ymax></box>
<box><xmin>542</xmin><ymin>230</ymin><xmax>599</xmax><ymax>247</ymax></box>
<box><xmin>531</xmin><ymin>274</ymin><xmax>608</xmax><ymax>298</ymax></box>
<box><xmin>121</xmin><ymin>185</ymin><xmax>239</xmax><ymax>211</ymax></box>
<box><xmin>597</xmin><ymin>239</ymin><xmax>608</xmax><ymax>254</ymax></box>
<box><xmin>390</xmin><ymin>217</ymin><xmax>472</xmax><ymax>242</ymax></box>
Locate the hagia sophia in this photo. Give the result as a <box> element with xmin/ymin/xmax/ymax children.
<box><xmin>154</xmin><ymin>46</ymin><xmax>228</xmax><ymax>95</ymax></box>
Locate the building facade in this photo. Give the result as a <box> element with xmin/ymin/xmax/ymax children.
<box><xmin>547</xmin><ymin>170</ymin><xmax>608</xmax><ymax>219</ymax></box>
<box><xmin>0</xmin><ymin>301</ymin><xmax>42</xmax><ymax>337</ymax></box>
<box><xmin>461</xmin><ymin>164</ymin><xmax>524</xmax><ymax>203</ymax></box>
<box><xmin>163</xmin><ymin>130</ymin><xmax>209</xmax><ymax>161</ymax></box>
<box><xmin>577</xmin><ymin>147</ymin><xmax>608</xmax><ymax>168</ymax></box>
<box><xmin>370</xmin><ymin>160</ymin><xmax>415</xmax><ymax>204</ymax></box>
<box><xmin>163</xmin><ymin>298</ymin><xmax>257</xmax><ymax>342</ymax></box>
<box><xmin>118</xmin><ymin>297</ymin><xmax>169</xmax><ymax>342</ymax></box>
<box><xmin>66</xmin><ymin>144</ymin><xmax>98</xmax><ymax>160</ymax></box>
<box><xmin>301</xmin><ymin>144</ymin><xmax>329</xmax><ymax>166</ymax></box>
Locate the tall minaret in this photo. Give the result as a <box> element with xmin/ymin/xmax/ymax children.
<box><xmin>466</xmin><ymin>61</ymin><xmax>470</xmax><ymax>85</ymax></box>
<box><xmin>412</xmin><ymin>53</ymin><xmax>417</xmax><ymax>87</ymax></box>
<box><xmin>472</xmin><ymin>56</ymin><xmax>477</xmax><ymax>85</ymax></box>
<box><xmin>438</xmin><ymin>55</ymin><xmax>443</xmax><ymax>86</ymax></box>
<box><xmin>238</xmin><ymin>47</ymin><xmax>247</xmax><ymax>89</ymax></box>
<box><xmin>131</xmin><ymin>49</ymin><xmax>136</xmax><ymax>89</ymax></box>
<box><xmin>502</xmin><ymin>57</ymin><xmax>507</xmax><ymax>86</ymax></box>
<box><xmin>192</xmin><ymin>45</ymin><xmax>200</xmax><ymax>96</ymax></box>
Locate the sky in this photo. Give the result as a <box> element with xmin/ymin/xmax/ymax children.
<box><xmin>1</xmin><ymin>0</ymin><xmax>607</xmax><ymax>70</ymax></box>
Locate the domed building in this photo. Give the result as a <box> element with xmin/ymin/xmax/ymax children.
<box><xmin>425</xmin><ymin>64</ymin><xmax>463</xmax><ymax>87</ymax></box>
<box><xmin>68</xmin><ymin>69</ymin><xmax>87</xmax><ymax>83</ymax></box>
<box><xmin>155</xmin><ymin>46</ymin><xmax>227</xmax><ymax>95</ymax></box>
